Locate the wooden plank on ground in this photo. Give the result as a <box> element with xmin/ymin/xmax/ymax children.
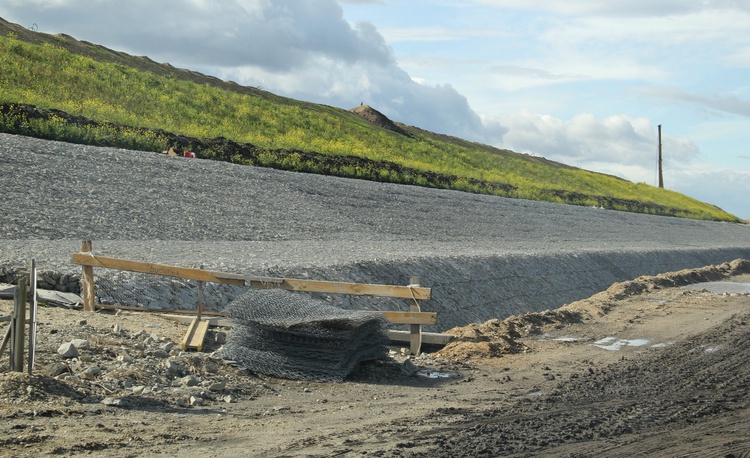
<box><xmin>162</xmin><ymin>315</ymin><xmax>232</xmax><ymax>327</ymax></box>
<box><xmin>181</xmin><ymin>318</ymin><xmax>210</xmax><ymax>352</ymax></box>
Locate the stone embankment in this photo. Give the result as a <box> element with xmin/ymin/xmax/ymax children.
<box><xmin>2</xmin><ymin>133</ymin><xmax>750</xmax><ymax>330</ymax></box>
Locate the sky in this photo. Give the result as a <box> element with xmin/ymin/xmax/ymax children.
<box><xmin>2</xmin><ymin>1</ymin><xmax>749</xmax><ymax>219</ymax></box>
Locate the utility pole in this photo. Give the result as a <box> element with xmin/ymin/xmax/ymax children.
<box><xmin>657</xmin><ymin>124</ymin><xmax>664</xmax><ymax>188</ymax></box>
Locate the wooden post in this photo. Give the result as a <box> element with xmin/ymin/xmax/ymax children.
<box><xmin>12</xmin><ymin>276</ymin><xmax>27</xmax><ymax>372</ymax></box>
<box><xmin>28</xmin><ymin>260</ymin><xmax>38</xmax><ymax>374</ymax></box>
<box><xmin>80</xmin><ymin>240</ymin><xmax>96</xmax><ymax>311</ymax></box>
<box><xmin>409</xmin><ymin>276</ymin><xmax>422</xmax><ymax>356</ymax></box>
<box><xmin>197</xmin><ymin>264</ymin><xmax>205</xmax><ymax>321</ymax></box>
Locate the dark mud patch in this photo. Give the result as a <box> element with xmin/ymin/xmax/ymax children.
<box><xmin>410</xmin><ymin>313</ymin><xmax>750</xmax><ymax>457</ymax></box>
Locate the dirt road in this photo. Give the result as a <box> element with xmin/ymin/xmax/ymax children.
<box><xmin>2</xmin><ymin>262</ymin><xmax>750</xmax><ymax>457</ymax></box>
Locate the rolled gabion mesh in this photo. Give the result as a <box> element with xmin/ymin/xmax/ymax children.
<box><xmin>221</xmin><ymin>288</ymin><xmax>390</xmax><ymax>382</ymax></box>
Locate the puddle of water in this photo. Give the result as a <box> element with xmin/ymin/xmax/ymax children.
<box><xmin>650</xmin><ymin>341</ymin><xmax>674</xmax><ymax>349</ymax></box>
<box><xmin>682</xmin><ymin>282</ymin><xmax>750</xmax><ymax>294</ymax></box>
<box><xmin>415</xmin><ymin>369</ymin><xmax>457</xmax><ymax>379</ymax></box>
<box><xmin>538</xmin><ymin>334</ymin><xmax>581</xmax><ymax>342</ymax></box>
<box><xmin>553</xmin><ymin>336</ymin><xmax>581</xmax><ymax>342</ymax></box>
<box><xmin>592</xmin><ymin>337</ymin><xmax>650</xmax><ymax>351</ymax></box>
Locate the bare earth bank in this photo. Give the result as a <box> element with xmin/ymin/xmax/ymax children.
<box><xmin>1</xmin><ymin>262</ymin><xmax>750</xmax><ymax>457</ymax></box>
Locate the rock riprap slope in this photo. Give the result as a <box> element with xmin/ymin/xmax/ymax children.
<box><xmin>2</xmin><ymin>133</ymin><xmax>749</xmax><ymax>328</ymax></box>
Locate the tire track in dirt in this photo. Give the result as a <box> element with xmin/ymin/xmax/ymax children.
<box><xmin>400</xmin><ymin>313</ymin><xmax>750</xmax><ymax>457</ymax></box>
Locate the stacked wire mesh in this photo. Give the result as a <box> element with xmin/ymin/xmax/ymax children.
<box><xmin>221</xmin><ymin>288</ymin><xmax>390</xmax><ymax>382</ymax></box>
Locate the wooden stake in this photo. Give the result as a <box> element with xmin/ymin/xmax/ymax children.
<box><xmin>12</xmin><ymin>277</ymin><xmax>27</xmax><ymax>372</ymax></box>
<box><xmin>409</xmin><ymin>276</ymin><xmax>422</xmax><ymax>356</ymax></box>
<box><xmin>197</xmin><ymin>264</ymin><xmax>204</xmax><ymax>322</ymax></box>
<box><xmin>28</xmin><ymin>260</ymin><xmax>38</xmax><ymax>374</ymax></box>
<box><xmin>81</xmin><ymin>241</ymin><xmax>96</xmax><ymax>312</ymax></box>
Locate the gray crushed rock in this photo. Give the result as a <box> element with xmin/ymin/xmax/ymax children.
<box><xmin>2</xmin><ymin>133</ymin><xmax>750</xmax><ymax>328</ymax></box>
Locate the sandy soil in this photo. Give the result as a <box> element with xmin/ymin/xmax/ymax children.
<box><xmin>2</xmin><ymin>263</ymin><xmax>750</xmax><ymax>457</ymax></box>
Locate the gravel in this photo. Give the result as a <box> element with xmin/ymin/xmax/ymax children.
<box><xmin>2</xmin><ymin>133</ymin><xmax>750</xmax><ymax>327</ymax></box>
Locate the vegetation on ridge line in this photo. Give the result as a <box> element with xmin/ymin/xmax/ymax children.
<box><xmin>0</xmin><ymin>21</ymin><xmax>740</xmax><ymax>222</ymax></box>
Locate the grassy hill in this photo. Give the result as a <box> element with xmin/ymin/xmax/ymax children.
<box><xmin>0</xmin><ymin>16</ymin><xmax>740</xmax><ymax>222</ymax></box>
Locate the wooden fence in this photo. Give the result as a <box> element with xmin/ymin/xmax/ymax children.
<box><xmin>71</xmin><ymin>241</ymin><xmax>445</xmax><ymax>354</ymax></box>
<box><xmin>0</xmin><ymin>260</ymin><xmax>38</xmax><ymax>373</ymax></box>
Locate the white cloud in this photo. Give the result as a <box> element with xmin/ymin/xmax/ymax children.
<box><xmin>542</xmin><ymin>9</ymin><xmax>750</xmax><ymax>52</ymax></box>
<box><xmin>4</xmin><ymin>0</ymin><xmax>70</xmax><ymax>7</ymax></box>
<box><xmin>635</xmin><ymin>87</ymin><xmax>750</xmax><ymax>118</ymax></box>
<box><xmin>667</xmin><ymin>163</ymin><xmax>750</xmax><ymax>217</ymax></box>
<box><xmin>379</xmin><ymin>26</ymin><xmax>512</xmax><ymax>43</ymax></box>
<box><xmin>473</xmin><ymin>0</ymin><xmax>750</xmax><ymax>17</ymax></box>
<box><xmin>725</xmin><ymin>46</ymin><xmax>750</xmax><ymax>67</ymax></box>
<box><xmin>492</xmin><ymin>111</ymin><xmax>695</xmax><ymax>166</ymax></box>
<box><xmin>491</xmin><ymin>109</ymin><xmax>748</xmax><ymax>217</ymax></box>
<box><xmin>459</xmin><ymin>2</ymin><xmax>750</xmax><ymax>93</ymax></box>
<box><xmin>2</xmin><ymin>0</ymin><xmax>394</xmax><ymax>70</ymax></box>
<box><xmin>220</xmin><ymin>58</ymin><xmax>491</xmax><ymax>140</ymax></box>
<box><xmin>592</xmin><ymin>159</ymin><xmax>750</xmax><ymax>218</ymax></box>
<box><xmin>484</xmin><ymin>107</ymin><xmax>750</xmax><ymax>217</ymax></box>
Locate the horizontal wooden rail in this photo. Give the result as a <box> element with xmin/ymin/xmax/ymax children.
<box><xmin>387</xmin><ymin>330</ymin><xmax>452</xmax><ymax>346</ymax></box>
<box><xmin>71</xmin><ymin>253</ymin><xmax>246</xmax><ymax>286</ymax></box>
<box><xmin>92</xmin><ymin>305</ymin><xmax>436</xmax><ymax>326</ymax></box>
<box><xmin>216</xmin><ymin>273</ymin><xmax>431</xmax><ymax>300</ymax></box>
<box><xmin>157</xmin><ymin>315</ymin><xmax>453</xmax><ymax>345</ymax></box>
<box><xmin>93</xmin><ymin>303</ymin><xmax>226</xmax><ymax>317</ymax></box>
<box><xmin>70</xmin><ymin>253</ymin><xmax>431</xmax><ymax>300</ymax></box>
<box><xmin>379</xmin><ymin>311</ymin><xmax>437</xmax><ymax>326</ymax></box>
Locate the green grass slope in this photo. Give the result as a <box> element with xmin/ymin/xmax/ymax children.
<box><xmin>0</xmin><ymin>17</ymin><xmax>740</xmax><ymax>222</ymax></box>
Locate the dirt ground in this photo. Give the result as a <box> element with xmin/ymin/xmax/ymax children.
<box><xmin>2</xmin><ymin>260</ymin><xmax>750</xmax><ymax>457</ymax></box>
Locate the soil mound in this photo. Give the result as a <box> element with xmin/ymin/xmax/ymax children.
<box><xmin>437</xmin><ymin>309</ymin><xmax>581</xmax><ymax>360</ymax></box>
<box><xmin>563</xmin><ymin>257</ymin><xmax>750</xmax><ymax>316</ymax></box>
<box><xmin>436</xmin><ymin>258</ymin><xmax>750</xmax><ymax>361</ymax></box>
<box><xmin>349</xmin><ymin>104</ymin><xmax>410</xmax><ymax>136</ymax></box>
